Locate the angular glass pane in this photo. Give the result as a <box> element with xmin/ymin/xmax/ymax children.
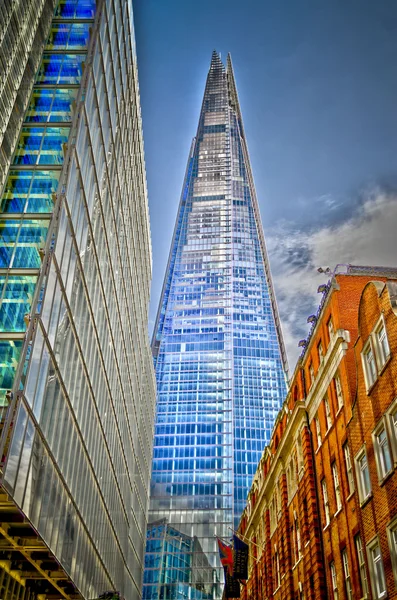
<box><xmin>1</xmin><ymin>171</ymin><xmax>59</xmax><ymax>214</ymax></box>
<box><xmin>49</xmin><ymin>89</ymin><xmax>78</xmax><ymax>123</ymax></box>
<box><xmin>0</xmin><ymin>340</ymin><xmax>23</xmax><ymax>396</ymax></box>
<box><xmin>0</xmin><ymin>171</ymin><xmax>32</xmax><ymax>213</ymax></box>
<box><xmin>12</xmin><ymin>221</ymin><xmax>50</xmax><ymax>268</ymax></box>
<box><xmin>26</xmin><ymin>171</ymin><xmax>60</xmax><ymax>213</ymax></box>
<box><xmin>25</xmin><ymin>89</ymin><xmax>54</xmax><ymax>123</ymax></box>
<box><xmin>38</xmin><ymin>127</ymin><xmax>70</xmax><ymax>165</ymax></box>
<box><xmin>68</xmin><ymin>23</ymin><xmax>91</xmax><ymax>49</ymax></box>
<box><xmin>46</xmin><ymin>24</ymin><xmax>71</xmax><ymax>50</ymax></box>
<box><xmin>37</xmin><ymin>55</ymin><xmax>63</xmax><ymax>85</ymax></box>
<box><xmin>59</xmin><ymin>55</ymin><xmax>85</xmax><ymax>84</ymax></box>
<box><xmin>13</xmin><ymin>129</ymin><xmax>42</xmax><ymax>166</ymax></box>
<box><xmin>0</xmin><ymin>276</ymin><xmax>38</xmax><ymax>332</ymax></box>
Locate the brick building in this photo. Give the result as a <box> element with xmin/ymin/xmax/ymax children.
<box><xmin>238</xmin><ymin>265</ymin><xmax>397</xmax><ymax>600</ymax></box>
<box><xmin>347</xmin><ymin>278</ymin><xmax>397</xmax><ymax>599</ymax></box>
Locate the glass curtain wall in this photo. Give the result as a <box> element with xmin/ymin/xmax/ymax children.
<box><xmin>0</xmin><ymin>1</ymin><xmax>156</xmax><ymax>600</ymax></box>
<box><xmin>144</xmin><ymin>52</ymin><xmax>288</xmax><ymax>600</ymax></box>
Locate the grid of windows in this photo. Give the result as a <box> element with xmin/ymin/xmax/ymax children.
<box><xmin>145</xmin><ymin>52</ymin><xmax>288</xmax><ymax>599</ymax></box>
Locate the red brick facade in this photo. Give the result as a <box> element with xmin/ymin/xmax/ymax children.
<box><xmin>238</xmin><ymin>267</ymin><xmax>397</xmax><ymax>600</ymax></box>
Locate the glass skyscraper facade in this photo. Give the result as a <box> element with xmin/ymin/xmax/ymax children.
<box><xmin>144</xmin><ymin>52</ymin><xmax>288</xmax><ymax>600</ymax></box>
<box><xmin>0</xmin><ymin>2</ymin><xmax>156</xmax><ymax>600</ymax></box>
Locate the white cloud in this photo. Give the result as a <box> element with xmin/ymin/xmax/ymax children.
<box><xmin>267</xmin><ymin>189</ymin><xmax>397</xmax><ymax>370</ymax></box>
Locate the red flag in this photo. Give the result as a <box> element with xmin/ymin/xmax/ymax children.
<box><xmin>217</xmin><ymin>538</ymin><xmax>233</xmax><ymax>575</ymax></box>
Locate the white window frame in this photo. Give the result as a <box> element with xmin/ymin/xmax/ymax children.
<box><xmin>327</xmin><ymin>317</ymin><xmax>334</xmax><ymax>342</ymax></box>
<box><xmin>355</xmin><ymin>533</ymin><xmax>369</xmax><ymax>598</ymax></box>
<box><xmin>332</xmin><ymin>462</ymin><xmax>342</xmax><ymax>512</ymax></box>
<box><xmin>293</xmin><ymin>511</ymin><xmax>301</xmax><ymax>564</ymax></box>
<box><xmin>315</xmin><ymin>416</ymin><xmax>322</xmax><ymax>449</ymax></box>
<box><xmin>355</xmin><ymin>446</ymin><xmax>372</xmax><ymax>503</ymax></box>
<box><xmin>344</xmin><ymin>443</ymin><xmax>355</xmax><ymax>495</ymax></box>
<box><xmin>361</xmin><ymin>339</ymin><xmax>378</xmax><ymax>391</ymax></box>
<box><xmin>387</xmin><ymin>514</ymin><xmax>397</xmax><ymax>589</ymax></box>
<box><xmin>374</xmin><ymin>316</ymin><xmax>391</xmax><ymax>370</ymax></box>
<box><xmin>342</xmin><ymin>548</ymin><xmax>353</xmax><ymax>600</ymax></box>
<box><xmin>367</xmin><ymin>537</ymin><xmax>387</xmax><ymax>599</ymax></box>
<box><xmin>330</xmin><ymin>561</ymin><xmax>338</xmax><ymax>599</ymax></box>
<box><xmin>274</xmin><ymin>545</ymin><xmax>281</xmax><ymax>590</ymax></box>
<box><xmin>309</xmin><ymin>363</ymin><xmax>315</xmax><ymax>386</ymax></box>
<box><xmin>386</xmin><ymin>397</ymin><xmax>397</xmax><ymax>464</ymax></box>
<box><xmin>373</xmin><ymin>419</ymin><xmax>393</xmax><ymax>482</ymax></box>
<box><xmin>322</xmin><ymin>479</ymin><xmax>330</xmax><ymax>526</ymax></box>
<box><xmin>334</xmin><ymin>373</ymin><xmax>344</xmax><ymax>411</ymax></box>
<box><xmin>325</xmin><ymin>396</ymin><xmax>332</xmax><ymax>431</ymax></box>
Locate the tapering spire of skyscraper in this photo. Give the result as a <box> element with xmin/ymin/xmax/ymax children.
<box><xmin>144</xmin><ymin>51</ymin><xmax>288</xmax><ymax>600</ymax></box>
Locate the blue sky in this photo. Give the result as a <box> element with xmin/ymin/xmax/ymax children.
<box><xmin>134</xmin><ymin>0</ymin><xmax>397</xmax><ymax>365</ymax></box>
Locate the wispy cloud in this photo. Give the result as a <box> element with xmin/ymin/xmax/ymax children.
<box><xmin>267</xmin><ymin>188</ymin><xmax>397</xmax><ymax>368</ymax></box>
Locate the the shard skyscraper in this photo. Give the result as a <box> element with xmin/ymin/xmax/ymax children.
<box><xmin>144</xmin><ymin>52</ymin><xmax>288</xmax><ymax>600</ymax></box>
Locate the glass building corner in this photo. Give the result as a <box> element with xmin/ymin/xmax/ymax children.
<box><xmin>0</xmin><ymin>1</ymin><xmax>156</xmax><ymax>600</ymax></box>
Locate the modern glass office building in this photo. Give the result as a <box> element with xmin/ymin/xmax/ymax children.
<box><xmin>144</xmin><ymin>52</ymin><xmax>288</xmax><ymax>600</ymax></box>
<box><xmin>0</xmin><ymin>2</ymin><xmax>156</xmax><ymax>600</ymax></box>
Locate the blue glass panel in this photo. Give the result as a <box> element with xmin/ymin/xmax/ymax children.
<box><xmin>0</xmin><ymin>340</ymin><xmax>23</xmax><ymax>393</ymax></box>
<box><xmin>75</xmin><ymin>0</ymin><xmax>95</xmax><ymax>18</ymax></box>
<box><xmin>38</xmin><ymin>127</ymin><xmax>70</xmax><ymax>165</ymax></box>
<box><xmin>1</xmin><ymin>172</ymin><xmax>31</xmax><ymax>212</ymax></box>
<box><xmin>0</xmin><ymin>220</ymin><xmax>49</xmax><ymax>268</ymax></box>
<box><xmin>13</xmin><ymin>130</ymin><xmax>42</xmax><ymax>166</ymax></box>
<box><xmin>37</xmin><ymin>55</ymin><xmax>85</xmax><ymax>85</ymax></box>
<box><xmin>59</xmin><ymin>54</ymin><xmax>85</xmax><ymax>84</ymax></box>
<box><xmin>26</xmin><ymin>171</ymin><xmax>60</xmax><ymax>213</ymax></box>
<box><xmin>0</xmin><ymin>276</ymin><xmax>38</xmax><ymax>332</ymax></box>
<box><xmin>1</xmin><ymin>171</ymin><xmax>59</xmax><ymax>214</ymax></box>
<box><xmin>47</xmin><ymin>24</ymin><xmax>70</xmax><ymax>49</ymax></box>
<box><xmin>55</xmin><ymin>0</ymin><xmax>95</xmax><ymax>18</ymax></box>
<box><xmin>25</xmin><ymin>90</ymin><xmax>54</xmax><ymax>123</ymax></box>
<box><xmin>37</xmin><ymin>55</ymin><xmax>62</xmax><ymax>84</ymax></box>
<box><xmin>68</xmin><ymin>23</ymin><xmax>90</xmax><ymax>48</ymax></box>
<box><xmin>46</xmin><ymin>23</ymin><xmax>90</xmax><ymax>50</ymax></box>
<box><xmin>49</xmin><ymin>89</ymin><xmax>78</xmax><ymax>122</ymax></box>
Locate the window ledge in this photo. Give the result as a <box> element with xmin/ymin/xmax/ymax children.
<box><xmin>323</xmin><ymin>522</ymin><xmax>331</xmax><ymax>532</ymax></box>
<box><xmin>360</xmin><ymin>493</ymin><xmax>373</xmax><ymax>508</ymax></box>
<box><xmin>346</xmin><ymin>491</ymin><xmax>355</xmax><ymax>502</ymax></box>
<box><xmin>315</xmin><ymin>444</ymin><xmax>322</xmax><ymax>454</ymax></box>
<box><xmin>366</xmin><ymin>377</ymin><xmax>379</xmax><ymax>396</ymax></box>
<box><xmin>379</xmin><ymin>354</ymin><xmax>392</xmax><ymax>376</ymax></box>
<box><xmin>334</xmin><ymin>507</ymin><xmax>343</xmax><ymax>517</ymax></box>
<box><xmin>379</xmin><ymin>469</ymin><xmax>394</xmax><ymax>487</ymax></box>
<box><xmin>292</xmin><ymin>556</ymin><xmax>303</xmax><ymax>571</ymax></box>
<box><xmin>336</xmin><ymin>405</ymin><xmax>344</xmax><ymax>417</ymax></box>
